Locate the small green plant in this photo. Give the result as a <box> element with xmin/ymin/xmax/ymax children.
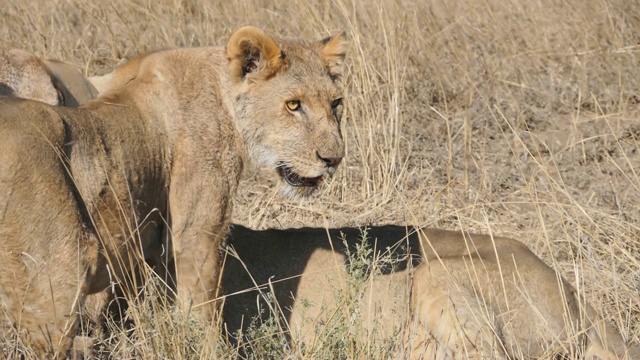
<box><xmin>232</xmin><ymin>292</ymin><xmax>291</xmax><ymax>359</ymax></box>
<box><xmin>301</xmin><ymin>228</ymin><xmax>401</xmax><ymax>360</ymax></box>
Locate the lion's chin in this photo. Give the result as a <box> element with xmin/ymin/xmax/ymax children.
<box><xmin>279</xmin><ymin>182</ymin><xmax>319</xmax><ymax>199</ymax></box>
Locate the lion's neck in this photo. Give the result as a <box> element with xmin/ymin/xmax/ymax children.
<box><xmin>89</xmin><ymin>47</ymin><xmax>249</xmax><ymax>184</ymax></box>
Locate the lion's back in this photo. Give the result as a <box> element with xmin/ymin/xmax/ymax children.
<box><xmin>0</xmin><ymin>98</ymin><xmax>67</xmax><ymax>151</ymax></box>
<box><xmin>0</xmin><ymin>99</ymin><xmax>87</xmax><ymax>256</ymax></box>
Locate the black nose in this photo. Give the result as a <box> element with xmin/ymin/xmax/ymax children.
<box><xmin>317</xmin><ymin>152</ymin><xmax>342</xmax><ymax>167</ymax></box>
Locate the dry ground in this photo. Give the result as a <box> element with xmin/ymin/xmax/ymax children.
<box><xmin>2</xmin><ymin>0</ymin><xmax>640</xmax><ymax>358</ymax></box>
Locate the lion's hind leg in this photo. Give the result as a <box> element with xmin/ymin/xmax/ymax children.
<box><xmin>404</xmin><ymin>261</ymin><xmax>507</xmax><ymax>360</ymax></box>
<box><xmin>0</xmin><ymin>103</ymin><xmax>97</xmax><ymax>357</ymax></box>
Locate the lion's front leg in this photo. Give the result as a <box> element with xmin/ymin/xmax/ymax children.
<box><xmin>167</xmin><ymin>167</ymin><xmax>235</xmax><ymax>322</ymax></box>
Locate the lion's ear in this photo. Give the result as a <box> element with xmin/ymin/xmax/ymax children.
<box><xmin>315</xmin><ymin>30</ymin><xmax>348</xmax><ymax>81</ymax></box>
<box><xmin>227</xmin><ymin>26</ymin><xmax>284</xmax><ymax>83</ymax></box>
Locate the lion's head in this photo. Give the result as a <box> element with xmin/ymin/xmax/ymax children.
<box><xmin>226</xmin><ymin>26</ymin><xmax>347</xmax><ymax>197</ymax></box>
<box><xmin>0</xmin><ymin>42</ymin><xmax>97</xmax><ymax>107</ymax></box>
<box><xmin>0</xmin><ymin>41</ymin><xmax>61</xmax><ymax>106</ymax></box>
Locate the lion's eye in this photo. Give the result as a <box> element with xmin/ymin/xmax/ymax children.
<box><xmin>286</xmin><ymin>100</ymin><xmax>301</xmax><ymax>112</ymax></box>
<box><xmin>331</xmin><ymin>98</ymin><xmax>343</xmax><ymax>108</ymax></box>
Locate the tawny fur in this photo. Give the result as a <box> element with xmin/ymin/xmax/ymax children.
<box><xmin>0</xmin><ymin>41</ymin><xmax>98</xmax><ymax>107</ymax></box>
<box><xmin>0</xmin><ymin>26</ymin><xmax>346</xmax><ymax>357</ymax></box>
<box><xmin>223</xmin><ymin>225</ymin><xmax>640</xmax><ymax>359</ymax></box>
<box><xmin>5</xmin><ymin>37</ymin><xmax>635</xmax><ymax>360</ymax></box>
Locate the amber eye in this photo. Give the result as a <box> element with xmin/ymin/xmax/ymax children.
<box><xmin>331</xmin><ymin>98</ymin><xmax>343</xmax><ymax>108</ymax></box>
<box><xmin>286</xmin><ymin>100</ymin><xmax>301</xmax><ymax>111</ymax></box>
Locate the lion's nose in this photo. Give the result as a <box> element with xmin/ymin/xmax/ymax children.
<box><xmin>317</xmin><ymin>152</ymin><xmax>342</xmax><ymax>167</ymax></box>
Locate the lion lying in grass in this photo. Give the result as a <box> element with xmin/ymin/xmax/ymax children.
<box><xmin>0</xmin><ymin>41</ymin><xmax>98</xmax><ymax>106</ymax></box>
<box><xmin>0</xmin><ymin>26</ymin><xmax>346</xmax><ymax>357</ymax></box>
<box><xmin>223</xmin><ymin>225</ymin><xmax>639</xmax><ymax>359</ymax></box>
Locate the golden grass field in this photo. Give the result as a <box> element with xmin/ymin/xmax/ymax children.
<box><xmin>2</xmin><ymin>0</ymin><xmax>640</xmax><ymax>358</ymax></box>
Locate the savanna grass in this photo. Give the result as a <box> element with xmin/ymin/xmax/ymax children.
<box><xmin>1</xmin><ymin>0</ymin><xmax>639</xmax><ymax>357</ymax></box>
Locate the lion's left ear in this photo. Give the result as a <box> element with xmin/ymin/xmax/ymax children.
<box><xmin>227</xmin><ymin>26</ymin><xmax>284</xmax><ymax>83</ymax></box>
<box><xmin>315</xmin><ymin>30</ymin><xmax>348</xmax><ymax>81</ymax></box>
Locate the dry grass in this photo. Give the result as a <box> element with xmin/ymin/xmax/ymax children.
<box><xmin>2</xmin><ymin>0</ymin><xmax>640</xmax><ymax>358</ymax></box>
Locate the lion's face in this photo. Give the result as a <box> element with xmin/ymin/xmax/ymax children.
<box><xmin>227</xmin><ymin>27</ymin><xmax>347</xmax><ymax>197</ymax></box>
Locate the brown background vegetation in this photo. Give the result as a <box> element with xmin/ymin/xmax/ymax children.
<box><xmin>2</xmin><ymin>0</ymin><xmax>639</xmax><ymax>357</ymax></box>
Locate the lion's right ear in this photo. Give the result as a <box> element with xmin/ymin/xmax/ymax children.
<box><xmin>315</xmin><ymin>30</ymin><xmax>348</xmax><ymax>81</ymax></box>
<box><xmin>227</xmin><ymin>26</ymin><xmax>284</xmax><ymax>83</ymax></box>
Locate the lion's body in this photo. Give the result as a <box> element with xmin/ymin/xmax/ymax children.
<box><xmin>0</xmin><ymin>27</ymin><xmax>346</xmax><ymax>357</ymax></box>
<box><xmin>0</xmin><ymin>42</ymin><xmax>98</xmax><ymax>106</ymax></box>
<box><xmin>223</xmin><ymin>225</ymin><xmax>639</xmax><ymax>359</ymax></box>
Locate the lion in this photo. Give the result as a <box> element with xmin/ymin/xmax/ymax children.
<box><xmin>223</xmin><ymin>225</ymin><xmax>640</xmax><ymax>359</ymax></box>
<box><xmin>0</xmin><ymin>26</ymin><xmax>346</xmax><ymax>357</ymax></box>
<box><xmin>0</xmin><ymin>41</ymin><xmax>98</xmax><ymax>106</ymax></box>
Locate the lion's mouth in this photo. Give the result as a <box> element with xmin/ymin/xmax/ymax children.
<box><xmin>277</xmin><ymin>166</ymin><xmax>323</xmax><ymax>187</ymax></box>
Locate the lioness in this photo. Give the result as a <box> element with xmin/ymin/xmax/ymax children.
<box><xmin>0</xmin><ymin>41</ymin><xmax>98</xmax><ymax>106</ymax></box>
<box><xmin>0</xmin><ymin>26</ymin><xmax>346</xmax><ymax>357</ymax></box>
<box><xmin>223</xmin><ymin>225</ymin><xmax>639</xmax><ymax>359</ymax></box>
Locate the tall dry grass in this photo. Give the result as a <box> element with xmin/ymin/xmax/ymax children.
<box><xmin>2</xmin><ymin>0</ymin><xmax>640</xmax><ymax>358</ymax></box>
